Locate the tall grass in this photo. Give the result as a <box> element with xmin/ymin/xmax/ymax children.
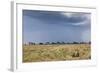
<box><xmin>23</xmin><ymin>44</ymin><xmax>91</xmax><ymax>62</ymax></box>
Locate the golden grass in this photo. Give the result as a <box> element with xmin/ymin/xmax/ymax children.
<box><xmin>23</xmin><ymin>44</ymin><xmax>91</xmax><ymax>62</ymax></box>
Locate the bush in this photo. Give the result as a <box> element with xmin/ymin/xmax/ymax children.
<box><xmin>72</xmin><ymin>51</ymin><xmax>80</xmax><ymax>57</ymax></box>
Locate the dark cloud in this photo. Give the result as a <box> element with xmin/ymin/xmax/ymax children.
<box><xmin>23</xmin><ymin>10</ymin><xmax>90</xmax><ymax>27</ymax></box>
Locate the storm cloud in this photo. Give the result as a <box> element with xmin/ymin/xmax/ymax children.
<box><xmin>23</xmin><ymin>10</ymin><xmax>91</xmax><ymax>43</ymax></box>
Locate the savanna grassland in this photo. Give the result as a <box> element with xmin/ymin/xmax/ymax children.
<box><xmin>23</xmin><ymin>44</ymin><xmax>91</xmax><ymax>62</ymax></box>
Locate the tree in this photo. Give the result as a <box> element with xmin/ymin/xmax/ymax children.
<box><xmin>80</xmin><ymin>42</ymin><xmax>85</xmax><ymax>44</ymax></box>
<box><xmin>45</xmin><ymin>42</ymin><xmax>50</xmax><ymax>45</ymax></box>
<box><xmin>39</xmin><ymin>42</ymin><xmax>43</xmax><ymax>45</ymax></box>
<box><xmin>66</xmin><ymin>42</ymin><xmax>71</xmax><ymax>44</ymax></box>
<box><xmin>73</xmin><ymin>42</ymin><xmax>79</xmax><ymax>44</ymax></box>
<box><xmin>89</xmin><ymin>41</ymin><xmax>91</xmax><ymax>44</ymax></box>
<box><xmin>51</xmin><ymin>42</ymin><xmax>56</xmax><ymax>44</ymax></box>
<box><xmin>61</xmin><ymin>42</ymin><xmax>65</xmax><ymax>44</ymax></box>
<box><xmin>28</xmin><ymin>42</ymin><xmax>35</xmax><ymax>45</ymax></box>
<box><xmin>56</xmin><ymin>41</ymin><xmax>61</xmax><ymax>44</ymax></box>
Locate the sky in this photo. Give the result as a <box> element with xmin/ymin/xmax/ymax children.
<box><xmin>23</xmin><ymin>10</ymin><xmax>91</xmax><ymax>44</ymax></box>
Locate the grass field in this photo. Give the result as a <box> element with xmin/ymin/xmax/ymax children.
<box><xmin>23</xmin><ymin>44</ymin><xmax>91</xmax><ymax>62</ymax></box>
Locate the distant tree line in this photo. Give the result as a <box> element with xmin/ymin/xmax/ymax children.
<box><xmin>26</xmin><ymin>41</ymin><xmax>91</xmax><ymax>45</ymax></box>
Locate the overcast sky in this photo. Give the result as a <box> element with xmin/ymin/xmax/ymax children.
<box><xmin>23</xmin><ymin>10</ymin><xmax>91</xmax><ymax>43</ymax></box>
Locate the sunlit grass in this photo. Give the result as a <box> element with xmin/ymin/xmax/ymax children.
<box><xmin>23</xmin><ymin>44</ymin><xmax>91</xmax><ymax>62</ymax></box>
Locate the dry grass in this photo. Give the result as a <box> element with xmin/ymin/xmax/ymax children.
<box><xmin>23</xmin><ymin>44</ymin><xmax>91</xmax><ymax>62</ymax></box>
